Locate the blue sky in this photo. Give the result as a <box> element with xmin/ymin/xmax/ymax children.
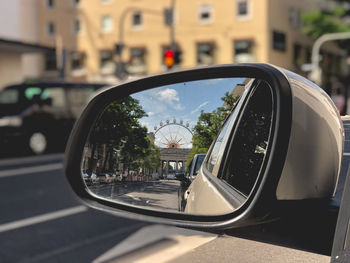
<box><xmin>132</xmin><ymin>77</ymin><xmax>247</xmax><ymax>148</ymax></box>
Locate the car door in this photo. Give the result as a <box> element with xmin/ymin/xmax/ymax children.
<box><xmin>185</xmin><ymin>80</ymin><xmax>275</xmax><ymax>215</ymax></box>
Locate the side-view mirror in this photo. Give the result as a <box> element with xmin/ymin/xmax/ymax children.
<box><xmin>64</xmin><ymin>63</ymin><xmax>343</xmax><ymax>230</ymax></box>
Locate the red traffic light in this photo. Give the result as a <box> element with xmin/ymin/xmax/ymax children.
<box><xmin>164</xmin><ymin>49</ymin><xmax>175</xmax><ymax>68</ymax></box>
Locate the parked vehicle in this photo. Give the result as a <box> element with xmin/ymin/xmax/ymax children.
<box><xmin>176</xmin><ymin>153</ymin><xmax>206</xmax><ymax>211</ymax></box>
<box><xmin>0</xmin><ymin>82</ymin><xmax>107</xmax><ymax>155</ymax></box>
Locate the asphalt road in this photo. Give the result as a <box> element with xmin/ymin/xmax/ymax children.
<box><xmin>89</xmin><ymin>180</ymin><xmax>180</xmax><ymax>212</ymax></box>
<box><xmin>0</xmin><ymin>154</ymin><xmax>148</xmax><ymax>263</ymax></box>
<box><xmin>1</xmin><ymin>121</ymin><xmax>350</xmax><ymax>262</ymax></box>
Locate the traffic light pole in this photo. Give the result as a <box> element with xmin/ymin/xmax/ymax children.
<box><xmin>170</xmin><ymin>0</ymin><xmax>176</xmax><ymax>51</ymax></box>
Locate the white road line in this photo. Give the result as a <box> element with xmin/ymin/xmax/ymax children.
<box><xmin>93</xmin><ymin>225</ymin><xmax>217</xmax><ymax>263</ymax></box>
<box><xmin>0</xmin><ymin>163</ymin><xmax>63</xmax><ymax>178</ymax></box>
<box><xmin>0</xmin><ymin>206</ymin><xmax>87</xmax><ymax>233</ymax></box>
<box><xmin>0</xmin><ymin>153</ymin><xmax>63</xmax><ymax>166</ymax></box>
<box><xmin>344</xmin><ymin>153</ymin><xmax>350</xmax><ymax>156</ymax></box>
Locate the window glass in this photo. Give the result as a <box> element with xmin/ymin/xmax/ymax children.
<box><xmin>237</xmin><ymin>0</ymin><xmax>248</xmax><ymax>16</ymax></box>
<box><xmin>196</xmin><ymin>43</ymin><xmax>215</xmax><ymax>66</ymax></box>
<box><xmin>132</xmin><ymin>12</ymin><xmax>142</xmax><ymax>27</ymax></box>
<box><xmin>100</xmin><ymin>50</ymin><xmax>114</xmax><ymax>74</ymax></box>
<box><xmin>71</xmin><ymin>52</ymin><xmax>85</xmax><ymax>70</ymax></box>
<box><xmin>194</xmin><ymin>155</ymin><xmax>205</xmax><ymax>175</ymax></box>
<box><xmin>220</xmin><ymin>81</ymin><xmax>273</xmax><ymax>196</ymax></box>
<box><xmin>67</xmin><ymin>87</ymin><xmax>95</xmax><ymax>117</ymax></box>
<box><xmin>101</xmin><ymin>16</ymin><xmax>113</xmax><ymax>33</ymax></box>
<box><xmin>47</xmin><ymin>0</ymin><xmax>54</xmax><ymax>9</ymax></box>
<box><xmin>293</xmin><ymin>43</ymin><xmax>303</xmax><ymax>69</ymax></box>
<box><xmin>0</xmin><ymin>89</ymin><xmax>19</xmax><ymax>104</ymax></box>
<box><xmin>41</xmin><ymin>88</ymin><xmax>66</xmax><ymax>108</ymax></box>
<box><xmin>126</xmin><ymin>48</ymin><xmax>147</xmax><ymax>75</ymax></box>
<box><xmin>198</xmin><ymin>4</ymin><xmax>212</xmax><ymax>23</ymax></box>
<box><xmin>45</xmin><ymin>51</ymin><xmax>57</xmax><ymax>71</ymax></box>
<box><xmin>185</xmin><ymin>160</ymin><xmax>193</xmax><ymax>177</ymax></box>
<box><xmin>73</xmin><ymin>18</ymin><xmax>81</xmax><ymax>34</ymax></box>
<box><xmin>273</xmin><ymin>31</ymin><xmax>286</xmax><ymax>51</ymax></box>
<box><xmin>234</xmin><ymin>40</ymin><xmax>255</xmax><ymax>63</ymax></box>
<box><xmin>25</xmin><ymin>87</ymin><xmax>42</xmax><ymax>100</ymax></box>
<box><xmin>206</xmin><ymin>117</ymin><xmax>231</xmax><ymax>173</ymax></box>
<box><xmin>47</xmin><ymin>22</ymin><xmax>55</xmax><ymax>36</ymax></box>
<box><xmin>73</xmin><ymin>0</ymin><xmax>80</xmax><ymax>6</ymax></box>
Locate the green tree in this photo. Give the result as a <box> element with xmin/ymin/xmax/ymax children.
<box><xmin>301</xmin><ymin>3</ymin><xmax>350</xmax><ymax>39</ymax></box>
<box><xmin>187</xmin><ymin>92</ymin><xmax>239</xmax><ymax>166</ymax></box>
<box><xmin>86</xmin><ymin>96</ymin><xmax>148</xmax><ymax>174</ymax></box>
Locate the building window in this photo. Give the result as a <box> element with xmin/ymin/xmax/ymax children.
<box><xmin>293</xmin><ymin>43</ymin><xmax>303</xmax><ymax>69</ymax></box>
<box><xmin>72</xmin><ymin>0</ymin><xmax>81</xmax><ymax>7</ymax></box>
<box><xmin>99</xmin><ymin>50</ymin><xmax>114</xmax><ymax>74</ymax></box>
<box><xmin>132</xmin><ymin>12</ymin><xmax>142</xmax><ymax>28</ymax></box>
<box><xmin>46</xmin><ymin>0</ymin><xmax>54</xmax><ymax>9</ymax></box>
<box><xmin>45</xmin><ymin>51</ymin><xmax>57</xmax><ymax>71</ymax></box>
<box><xmin>198</xmin><ymin>4</ymin><xmax>213</xmax><ymax>24</ymax></box>
<box><xmin>73</xmin><ymin>18</ymin><xmax>82</xmax><ymax>35</ymax></box>
<box><xmin>234</xmin><ymin>40</ymin><xmax>255</xmax><ymax>63</ymax></box>
<box><xmin>71</xmin><ymin>52</ymin><xmax>86</xmax><ymax>72</ymax></box>
<box><xmin>101</xmin><ymin>16</ymin><xmax>113</xmax><ymax>33</ymax></box>
<box><xmin>126</xmin><ymin>48</ymin><xmax>147</xmax><ymax>75</ymax></box>
<box><xmin>196</xmin><ymin>43</ymin><xmax>215</xmax><ymax>66</ymax></box>
<box><xmin>46</xmin><ymin>22</ymin><xmax>55</xmax><ymax>37</ymax></box>
<box><xmin>289</xmin><ymin>8</ymin><xmax>302</xmax><ymax>28</ymax></box>
<box><xmin>272</xmin><ymin>31</ymin><xmax>286</xmax><ymax>51</ymax></box>
<box><xmin>237</xmin><ymin>0</ymin><xmax>249</xmax><ymax>16</ymax></box>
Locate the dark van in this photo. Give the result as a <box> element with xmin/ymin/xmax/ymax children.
<box><xmin>0</xmin><ymin>82</ymin><xmax>107</xmax><ymax>155</ymax></box>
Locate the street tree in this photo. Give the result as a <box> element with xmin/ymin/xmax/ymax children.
<box><xmin>301</xmin><ymin>2</ymin><xmax>350</xmax><ymax>39</ymax></box>
<box><xmin>187</xmin><ymin>92</ymin><xmax>239</xmax><ymax>166</ymax></box>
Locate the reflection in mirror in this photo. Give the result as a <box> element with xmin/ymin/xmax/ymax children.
<box><xmin>81</xmin><ymin>77</ymin><xmax>273</xmax><ymax>215</ymax></box>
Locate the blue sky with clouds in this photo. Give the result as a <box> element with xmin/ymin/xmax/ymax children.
<box><xmin>132</xmin><ymin>77</ymin><xmax>247</xmax><ymax>135</ymax></box>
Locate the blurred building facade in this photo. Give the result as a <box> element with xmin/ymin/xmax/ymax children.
<box><xmin>37</xmin><ymin>0</ymin><xmax>347</xmax><ymax>87</ymax></box>
<box><xmin>0</xmin><ymin>0</ymin><xmax>52</xmax><ymax>88</ymax></box>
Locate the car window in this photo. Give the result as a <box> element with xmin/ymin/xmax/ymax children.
<box><xmin>206</xmin><ymin>115</ymin><xmax>233</xmax><ymax>173</ymax></box>
<box><xmin>194</xmin><ymin>155</ymin><xmax>205</xmax><ymax>175</ymax></box>
<box><xmin>220</xmin><ymin>81</ymin><xmax>273</xmax><ymax>196</ymax></box>
<box><xmin>185</xmin><ymin>160</ymin><xmax>193</xmax><ymax>177</ymax></box>
<box><xmin>25</xmin><ymin>87</ymin><xmax>42</xmax><ymax>100</ymax></box>
<box><xmin>41</xmin><ymin>87</ymin><xmax>66</xmax><ymax>108</ymax></box>
<box><xmin>0</xmin><ymin>89</ymin><xmax>19</xmax><ymax>104</ymax></box>
<box><xmin>67</xmin><ymin>87</ymin><xmax>95</xmax><ymax>117</ymax></box>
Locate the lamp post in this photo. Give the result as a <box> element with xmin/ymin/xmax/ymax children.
<box><xmin>310</xmin><ymin>32</ymin><xmax>350</xmax><ymax>86</ymax></box>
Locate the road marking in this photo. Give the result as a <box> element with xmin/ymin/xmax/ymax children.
<box><xmin>23</xmin><ymin>223</ymin><xmax>145</xmax><ymax>263</ymax></box>
<box><xmin>344</xmin><ymin>153</ymin><xmax>350</xmax><ymax>156</ymax></box>
<box><xmin>93</xmin><ymin>224</ymin><xmax>217</xmax><ymax>263</ymax></box>
<box><xmin>0</xmin><ymin>206</ymin><xmax>87</xmax><ymax>233</ymax></box>
<box><xmin>0</xmin><ymin>163</ymin><xmax>63</xmax><ymax>178</ymax></box>
<box><xmin>0</xmin><ymin>153</ymin><xmax>63</xmax><ymax>166</ymax></box>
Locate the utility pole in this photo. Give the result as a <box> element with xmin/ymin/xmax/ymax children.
<box><xmin>55</xmin><ymin>35</ymin><xmax>66</xmax><ymax>80</ymax></box>
<box><xmin>170</xmin><ymin>0</ymin><xmax>176</xmax><ymax>51</ymax></box>
<box><xmin>309</xmin><ymin>32</ymin><xmax>350</xmax><ymax>86</ymax></box>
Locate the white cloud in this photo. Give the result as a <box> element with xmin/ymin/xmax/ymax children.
<box><xmin>191</xmin><ymin>101</ymin><xmax>209</xmax><ymax>114</ymax></box>
<box><xmin>157</xmin><ymin>88</ymin><xmax>180</xmax><ymax>104</ymax></box>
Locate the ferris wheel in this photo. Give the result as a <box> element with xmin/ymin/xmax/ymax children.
<box><xmin>154</xmin><ymin>119</ymin><xmax>193</xmax><ymax>149</ymax></box>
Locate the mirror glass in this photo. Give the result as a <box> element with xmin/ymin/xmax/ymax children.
<box><xmin>81</xmin><ymin>77</ymin><xmax>273</xmax><ymax>215</ymax></box>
